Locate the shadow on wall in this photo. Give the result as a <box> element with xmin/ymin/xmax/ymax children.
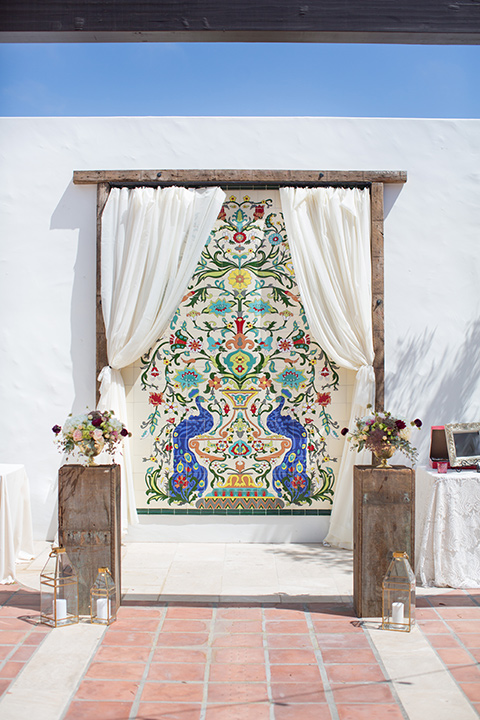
<box><xmin>386</xmin><ymin>319</ymin><xmax>480</xmax><ymax>460</ymax></box>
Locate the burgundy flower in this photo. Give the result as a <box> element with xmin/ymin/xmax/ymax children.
<box><xmin>341</xmin><ymin>427</ymin><xmax>349</xmax><ymax>436</ymax></box>
<box><xmin>395</xmin><ymin>419</ymin><xmax>407</xmax><ymax>430</ymax></box>
<box><xmin>120</xmin><ymin>428</ymin><xmax>129</xmax><ymax>437</ymax></box>
<box><xmin>414</xmin><ymin>418</ymin><xmax>423</xmax><ymax>428</ymax></box>
<box><xmin>92</xmin><ymin>417</ymin><xmax>102</xmax><ymax>427</ymax></box>
<box><xmin>52</xmin><ymin>425</ymin><xmax>61</xmax><ymax>435</ymax></box>
<box><xmin>253</xmin><ymin>205</ymin><xmax>264</xmax><ymax>219</ymax></box>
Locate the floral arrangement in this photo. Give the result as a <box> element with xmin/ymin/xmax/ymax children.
<box><xmin>52</xmin><ymin>410</ymin><xmax>131</xmax><ymax>465</ymax></box>
<box><xmin>341</xmin><ymin>406</ymin><xmax>422</xmax><ymax>466</ymax></box>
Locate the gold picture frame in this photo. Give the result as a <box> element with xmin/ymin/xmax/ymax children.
<box><xmin>445</xmin><ymin>422</ymin><xmax>480</xmax><ymax>467</ymax></box>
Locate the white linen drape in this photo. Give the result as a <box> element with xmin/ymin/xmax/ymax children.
<box><xmin>98</xmin><ymin>185</ymin><xmax>226</xmax><ymax>530</ymax></box>
<box><xmin>280</xmin><ymin>186</ymin><xmax>374</xmax><ymax>549</ymax></box>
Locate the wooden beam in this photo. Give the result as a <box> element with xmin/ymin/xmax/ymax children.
<box><xmin>96</xmin><ymin>182</ymin><xmax>110</xmax><ymax>404</ymax></box>
<box><xmin>74</xmin><ymin>169</ymin><xmax>407</xmax><ymax>187</ymax></box>
<box><xmin>370</xmin><ymin>182</ymin><xmax>385</xmax><ymax>413</ymax></box>
<box><xmin>2</xmin><ymin>0</ymin><xmax>480</xmax><ymax>44</ymax></box>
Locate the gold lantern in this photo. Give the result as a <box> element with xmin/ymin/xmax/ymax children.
<box><xmin>40</xmin><ymin>547</ymin><xmax>79</xmax><ymax>627</ymax></box>
<box><xmin>90</xmin><ymin>567</ymin><xmax>117</xmax><ymax>625</ymax></box>
<box><xmin>382</xmin><ymin>551</ymin><xmax>416</xmax><ymax>632</ymax></box>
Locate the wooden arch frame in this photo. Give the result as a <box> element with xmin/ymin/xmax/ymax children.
<box><xmin>73</xmin><ymin>168</ymin><xmax>408</xmax><ymax>411</ymax></box>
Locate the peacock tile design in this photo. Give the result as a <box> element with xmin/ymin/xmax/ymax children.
<box><xmin>125</xmin><ymin>191</ymin><xmax>352</xmax><ymax>513</ymax></box>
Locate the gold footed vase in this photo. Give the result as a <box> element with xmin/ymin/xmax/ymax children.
<box><xmin>373</xmin><ymin>445</ymin><xmax>395</xmax><ymax>468</ymax></box>
<box><xmin>77</xmin><ymin>438</ymin><xmax>105</xmax><ymax>466</ymax></box>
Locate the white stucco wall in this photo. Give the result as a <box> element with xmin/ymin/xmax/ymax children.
<box><xmin>1</xmin><ymin>116</ymin><xmax>479</xmax><ymax>541</ymax></box>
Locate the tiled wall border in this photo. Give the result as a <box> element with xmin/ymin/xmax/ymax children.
<box><xmin>137</xmin><ymin>508</ymin><xmax>332</xmax><ymax>515</ymax></box>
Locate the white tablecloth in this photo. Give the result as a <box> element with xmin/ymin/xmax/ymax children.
<box><xmin>0</xmin><ymin>464</ymin><xmax>35</xmax><ymax>584</ymax></box>
<box><xmin>416</xmin><ymin>465</ymin><xmax>480</xmax><ymax>588</ymax></box>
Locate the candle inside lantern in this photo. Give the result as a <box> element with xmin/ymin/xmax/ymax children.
<box><xmin>55</xmin><ymin>598</ymin><xmax>67</xmax><ymax>621</ymax></box>
<box><xmin>96</xmin><ymin>598</ymin><xmax>110</xmax><ymax>620</ymax></box>
<box><xmin>392</xmin><ymin>601</ymin><xmax>405</xmax><ymax>624</ymax></box>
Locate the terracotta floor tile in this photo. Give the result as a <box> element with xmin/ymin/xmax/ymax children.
<box><xmin>102</xmin><ymin>630</ymin><xmax>155</xmax><ymax>647</ymax></box>
<box><xmin>331</xmin><ymin>682</ymin><xmax>394</xmax><ymax>704</ymax></box>
<box><xmin>212</xmin><ymin>647</ymin><xmax>265</xmax><ymax>664</ymax></box>
<box><xmin>456</xmin><ymin>634</ymin><xmax>480</xmax><ymax>649</ymax></box>
<box><xmin>0</xmin><ymin>678</ymin><xmax>12</xmax><ymax>696</ymax></box>
<box><xmin>0</xmin><ymin>630</ymin><xmax>28</xmax><ymax>644</ymax></box>
<box><xmin>85</xmin><ymin>661</ymin><xmax>146</xmax><ymax>681</ymax></box>
<box><xmin>322</xmin><ymin>648</ymin><xmax>377</xmax><ymax>664</ymax></box>
<box><xmin>337</xmin><ymin>704</ymin><xmax>405</xmax><ymax>719</ymax></box>
<box><xmin>205</xmin><ymin>704</ymin><xmax>270</xmax><ymax>720</ymax></box>
<box><xmin>265</xmin><ymin>620</ymin><xmax>309</xmax><ymax>634</ymax></box>
<box><xmin>207</xmin><ymin>682</ymin><xmax>269</xmax><ymax>704</ymax></box>
<box><xmin>75</xmin><ymin>679</ymin><xmax>140</xmax><ymax>702</ymax></box>
<box><xmin>153</xmin><ymin>648</ymin><xmax>208</xmax><ymax>664</ymax></box>
<box><xmin>0</xmin><ymin>646</ymin><xmax>12</xmax><ymax>660</ymax></box>
<box><xmin>449</xmin><ymin>665</ymin><xmax>480</xmax><ymax>683</ymax></box>
<box><xmin>269</xmin><ymin>664</ymin><xmax>322</xmax><ymax>683</ymax></box>
<box><xmin>162</xmin><ymin>619</ymin><xmax>211</xmax><ymax>633</ymax></box>
<box><xmin>148</xmin><ymin>662</ymin><xmax>205</xmax><ymax>682</ymax></box>
<box><xmin>0</xmin><ymin>606</ymin><xmax>36</xmax><ymax>618</ymax></box>
<box><xmin>268</xmin><ymin>648</ymin><xmax>317</xmax><ymax>664</ymax></box>
<box><xmin>418</xmin><ymin>620</ymin><xmax>450</xmax><ymax>634</ymax></box>
<box><xmin>267</xmin><ymin>634</ymin><xmax>313</xmax><ymax>649</ymax></box>
<box><xmin>468</xmin><ymin>648</ymin><xmax>480</xmax><ymax>663</ymax></box>
<box><xmin>209</xmin><ymin>663</ymin><xmax>266</xmax><ymax>682</ymax></box>
<box><xmin>413</xmin><ymin>608</ymin><xmax>440</xmax><ymax>620</ymax></box>
<box><xmin>94</xmin><ymin>646</ymin><xmax>151</xmax><ymax>663</ymax></box>
<box><xmin>63</xmin><ymin>701</ymin><xmax>133</xmax><ymax>720</ymax></box>
<box><xmin>0</xmin><ymin>661</ymin><xmax>24</xmax><ymax>679</ymax></box>
<box><xmin>136</xmin><ymin>703</ymin><xmax>202</xmax><ymax>720</ymax></box>
<box><xmin>24</xmin><ymin>631</ymin><xmax>49</xmax><ymax>646</ymax></box>
<box><xmin>212</xmin><ymin>633</ymin><xmax>263</xmax><ymax>648</ymax></box>
<box><xmin>156</xmin><ymin>633</ymin><xmax>209</xmax><ymax>647</ymax></box>
<box><xmin>264</xmin><ymin>607</ymin><xmax>309</xmax><ymax>621</ymax></box>
<box><xmin>116</xmin><ymin>606</ymin><xmax>164</xmax><ymax>619</ymax></box>
<box><xmin>424</xmin><ymin>634</ymin><xmax>460</xmax><ymax>649</ymax></box>
<box><xmin>428</xmin><ymin>646</ymin><xmax>475</xmax><ymax>666</ymax></box>
<box><xmin>309</xmin><ymin>610</ymin><xmax>357</xmax><ymax>621</ymax></box>
<box><xmin>428</xmin><ymin>594</ymin><xmax>476</xmax><ymax>607</ymax></box>
<box><xmin>0</xmin><ymin>617</ymin><xmax>36</xmax><ymax>631</ymax></box>
<box><xmin>435</xmin><ymin>607</ymin><xmax>480</xmax><ymax>620</ymax></box>
<box><xmin>270</xmin><ymin>681</ymin><xmax>326</xmax><ymax>704</ymax></box>
<box><xmin>109</xmin><ymin>617</ymin><xmax>160</xmax><ymax>632</ymax></box>
<box><xmin>317</xmin><ymin>634</ymin><xmax>370</xmax><ymax>649</ymax></box>
<box><xmin>216</xmin><ymin>607</ymin><xmax>263</xmax><ymax>620</ymax></box>
<box><xmin>214</xmin><ymin>620</ymin><xmax>263</xmax><ymax>634</ymax></box>
<box><xmin>313</xmin><ymin>621</ymin><xmax>362</xmax><ymax>634</ymax></box>
<box><xmin>460</xmin><ymin>683</ymin><xmax>480</xmax><ymax>702</ymax></box>
<box><xmin>141</xmin><ymin>681</ymin><xmax>204</xmax><ymax>703</ymax></box>
<box><xmin>273</xmin><ymin>705</ymin><xmax>333</xmax><ymax>720</ymax></box>
<box><xmin>447</xmin><ymin>620</ymin><xmax>480</xmax><ymax>634</ymax></box>
<box><xmin>326</xmin><ymin>663</ymin><xmax>386</xmax><ymax>683</ymax></box>
<box><xmin>166</xmin><ymin>606</ymin><xmax>214</xmax><ymax>619</ymax></box>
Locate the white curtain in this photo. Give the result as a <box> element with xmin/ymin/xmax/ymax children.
<box><xmin>98</xmin><ymin>185</ymin><xmax>226</xmax><ymax>530</ymax></box>
<box><xmin>280</xmin><ymin>186</ymin><xmax>374</xmax><ymax>549</ymax></box>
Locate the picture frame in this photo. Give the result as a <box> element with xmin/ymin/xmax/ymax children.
<box><xmin>444</xmin><ymin>422</ymin><xmax>480</xmax><ymax>467</ymax></box>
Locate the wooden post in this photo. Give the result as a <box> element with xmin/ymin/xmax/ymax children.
<box><xmin>353</xmin><ymin>465</ymin><xmax>415</xmax><ymax>618</ymax></box>
<box><xmin>58</xmin><ymin>464</ymin><xmax>121</xmax><ymax>616</ymax></box>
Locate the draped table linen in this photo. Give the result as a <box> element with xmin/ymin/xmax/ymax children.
<box><xmin>416</xmin><ymin>466</ymin><xmax>480</xmax><ymax>588</ymax></box>
<box><xmin>0</xmin><ymin>464</ymin><xmax>35</xmax><ymax>584</ymax></box>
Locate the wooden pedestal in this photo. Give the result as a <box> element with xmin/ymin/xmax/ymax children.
<box><xmin>58</xmin><ymin>464</ymin><xmax>121</xmax><ymax>616</ymax></box>
<box><xmin>353</xmin><ymin>465</ymin><xmax>415</xmax><ymax>618</ymax></box>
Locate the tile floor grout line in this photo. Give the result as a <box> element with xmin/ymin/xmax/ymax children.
<box><xmin>199</xmin><ymin>603</ymin><xmax>217</xmax><ymax>720</ymax></box>
<box><xmin>418</xmin><ymin>619</ymin><xmax>480</xmax><ymax>715</ymax></box>
<box><xmin>56</xmin><ymin>620</ymin><xmax>108</xmax><ymax>720</ymax></box>
<box><xmin>261</xmin><ymin>604</ymin><xmax>276</xmax><ymax>720</ymax></box>
<box><xmin>362</xmin><ymin>623</ymin><xmax>411</xmax><ymax>720</ymax></box>
<box><xmin>304</xmin><ymin>604</ymin><xmax>340</xmax><ymax>720</ymax></box>
<box><xmin>127</xmin><ymin>605</ymin><xmax>169</xmax><ymax>720</ymax></box>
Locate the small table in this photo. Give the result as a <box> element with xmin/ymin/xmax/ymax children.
<box><xmin>415</xmin><ymin>466</ymin><xmax>480</xmax><ymax>588</ymax></box>
<box><xmin>0</xmin><ymin>464</ymin><xmax>35</xmax><ymax>584</ymax></box>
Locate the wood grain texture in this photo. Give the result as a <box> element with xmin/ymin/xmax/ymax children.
<box><xmin>353</xmin><ymin>465</ymin><xmax>415</xmax><ymax>618</ymax></box>
<box><xmin>74</xmin><ymin>169</ymin><xmax>407</xmax><ymax>186</ymax></box>
<box><xmin>96</xmin><ymin>182</ymin><xmax>110</xmax><ymax>405</ymax></box>
<box><xmin>370</xmin><ymin>182</ymin><xmax>384</xmax><ymax>413</ymax></box>
<box><xmin>58</xmin><ymin>464</ymin><xmax>121</xmax><ymax>616</ymax></box>
<box><xmin>2</xmin><ymin>1</ymin><xmax>480</xmax><ymax>44</ymax></box>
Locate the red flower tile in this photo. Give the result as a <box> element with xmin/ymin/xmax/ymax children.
<box><xmin>209</xmin><ymin>663</ymin><xmax>266</xmax><ymax>682</ymax></box>
<box><xmin>337</xmin><ymin>704</ymin><xmax>404</xmax><ymax>719</ymax></box>
<box><xmin>64</xmin><ymin>701</ymin><xmax>134</xmax><ymax>719</ymax></box>
<box><xmin>136</xmin><ymin>703</ymin><xmax>202</xmax><ymax>720</ymax></box>
<box><xmin>75</xmin><ymin>679</ymin><xmax>140</xmax><ymax>702</ymax></box>
<box><xmin>207</xmin><ymin>682</ymin><xmax>269</xmax><ymax>704</ymax></box>
<box><xmin>141</xmin><ymin>681</ymin><xmax>204</xmax><ymax>703</ymax></box>
<box><xmin>85</xmin><ymin>662</ymin><xmax>146</xmax><ymax>681</ymax></box>
<box><xmin>147</xmin><ymin>663</ymin><xmax>205</xmax><ymax>682</ymax></box>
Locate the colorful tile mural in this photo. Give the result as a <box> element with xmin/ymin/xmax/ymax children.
<box><xmin>123</xmin><ymin>191</ymin><xmax>354</xmax><ymax>515</ymax></box>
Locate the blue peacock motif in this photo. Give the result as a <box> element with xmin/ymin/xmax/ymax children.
<box><xmin>169</xmin><ymin>394</ymin><xmax>214</xmax><ymax>503</ymax></box>
<box><xmin>266</xmin><ymin>393</ymin><xmax>309</xmax><ymax>503</ymax></box>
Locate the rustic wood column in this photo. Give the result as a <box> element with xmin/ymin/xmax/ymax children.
<box><xmin>58</xmin><ymin>464</ymin><xmax>121</xmax><ymax>615</ymax></box>
<box><xmin>353</xmin><ymin>465</ymin><xmax>415</xmax><ymax>618</ymax></box>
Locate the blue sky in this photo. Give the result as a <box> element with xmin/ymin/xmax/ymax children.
<box><xmin>0</xmin><ymin>42</ymin><xmax>478</xmax><ymax>118</ymax></box>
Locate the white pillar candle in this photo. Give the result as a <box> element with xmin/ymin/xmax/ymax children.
<box><xmin>96</xmin><ymin>598</ymin><xmax>110</xmax><ymax>620</ymax></box>
<box><xmin>392</xmin><ymin>601</ymin><xmax>405</xmax><ymax>624</ymax></box>
<box><xmin>55</xmin><ymin>598</ymin><xmax>67</xmax><ymax>621</ymax></box>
